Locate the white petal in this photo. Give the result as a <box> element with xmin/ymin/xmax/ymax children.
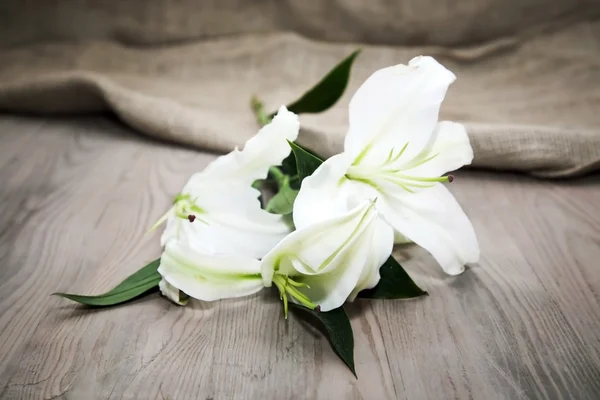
<box><xmin>158</xmin><ymin>242</ymin><xmax>264</xmax><ymax>302</ymax></box>
<box><xmin>157</xmin><ymin>107</ymin><xmax>297</xmax><ymax>255</ymax></box>
<box><xmin>299</xmin><ymin>219</ymin><xmax>376</xmax><ymax>311</ymax></box>
<box><xmin>379</xmin><ymin>184</ymin><xmax>479</xmax><ymax>275</ymax></box>
<box><xmin>344</xmin><ymin>56</ymin><xmax>456</xmax><ymax>166</ymax></box>
<box><xmin>193</xmin><ymin>106</ymin><xmax>299</xmax><ymax>184</ymax></box>
<box><xmin>348</xmin><ymin>218</ymin><xmax>394</xmax><ymax>301</ymax></box>
<box><xmin>292</xmin><ymin>153</ymin><xmax>355</xmax><ymax>229</ymax></box>
<box><xmin>161</xmin><ymin>183</ymin><xmax>291</xmax><ymax>258</ymax></box>
<box><xmin>158</xmin><ymin>278</ymin><xmax>188</xmax><ymax>305</ymax></box>
<box><xmin>262</xmin><ymin>200</ymin><xmax>388</xmax><ymax>311</ymax></box>
<box><xmin>263</xmin><ymin>200</ymin><xmax>376</xmax><ymax>280</ymax></box>
<box><xmin>402</xmin><ymin>121</ymin><xmax>474</xmax><ymax>178</ymax></box>
<box><xmin>394</xmin><ymin>231</ymin><xmax>413</xmax><ymax>244</ymax></box>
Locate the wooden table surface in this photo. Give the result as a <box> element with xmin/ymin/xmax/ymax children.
<box><xmin>0</xmin><ymin>116</ymin><xmax>599</xmax><ymax>400</ymax></box>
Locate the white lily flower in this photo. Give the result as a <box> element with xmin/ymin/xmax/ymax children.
<box><xmin>293</xmin><ymin>56</ymin><xmax>479</xmax><ymax>275</ymax></box>
<box><xmin>158</xmin><ymin>241</ymin><xmax>264</xmax><ymax>302</ymax></box>
<box><xmin>150</xmin><ymin>106</ymin><xmax>299</xmax><ymax>259</ymax></box>
<box><xmin>261</xmin><ymin>199</ymin><xmax>394</xmax><ymax>313</ymax></box>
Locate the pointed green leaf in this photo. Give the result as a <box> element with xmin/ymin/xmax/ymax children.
<box><xmin>266</xmin><ymin>176</ymin><xmax>299</xmax><ymax>215</ymax></box>
<box><xmin>280</xmin><ymin>152</ymin><xmax>298</xmax><ymax>177</ymax></box>
<box><xmin>53</xmin><ymin>258</ymin><xmax>162</xmax><ymax>307</ymax></box>
<box><xmin>289</xmin><ymin>141</ymin><xmax>324</xmax><ymax>182</ymax></box>
<box><xmin>290</xmin><ymin>304</ymin><xmax>356</xmax><ymax>377</ymax></box>
<box><xmin>358</xmin><ymin>256</ymin><xmax>427</xmax><ymax>299</ymax></box>
<box><xmin>281</xmin><ymin>142</ymin><xmax>325</xmax><ymax>180</ymax></box>
<box><xmin>251</xmin><ymin>179</ymin><xmax>263</xmax><ymax>190</ymax></box>
<box><xmin>279</xmin><ymin>50</ymin><xmax>361</xmax><ymax>115</ymax></box>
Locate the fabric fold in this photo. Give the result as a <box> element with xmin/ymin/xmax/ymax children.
<box><xmin>0</xmin><ymin>22</ymin><xmax>599</xmax><ymax>178</ymax></box>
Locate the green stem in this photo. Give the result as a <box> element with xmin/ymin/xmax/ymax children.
<box><xmin>250</xmin><ymin>96</ymin><xmax>271</xmax><ymax>126</ymax></box>
<box><xmin>268</xmin><ymin>166</ymin><xmax>287</xmax><ymax>189</ymax></box>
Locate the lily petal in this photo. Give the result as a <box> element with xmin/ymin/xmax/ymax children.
<box><xmin>159</xmin><ymin>241</ymin><xmax>264</xmax><ymax>302</ymax></box>
<box><xmin>348</xmin><ymin>218</ymin><xmax>394</xmax><ymax>300</ymax></box>
<box><xmin>155</xmin><ymin>106</ymin><xmax>298</xmax><ymax>252</ymax></box>
<box><xmin>292</xmin><ymin>153</ymin><xmax>353</xmax><ymax>229</ymax></box>
<box><xmin>344</xmin><ymin>56</ymin><xmax>456</xmax><ymax>165</ymax></box>
<box><xmin>192</xmin><ymin>106</ymin><xmax>299</xmax><ymax>184</ymax></box>
<box><xmin>379</xmin><ymin>184</ymin><xmax>480</xmax><ymax>275</ymax></box>
<box><xmin>394</xmin><ymin>231</ymin><xmax>413</xmax><ymax>244</ymax></box>
<box><xmin>262</xmin><ymin>200</ymin><xmax>391</xmax><ymax>312</ymax></box>
<box><xmin>264</xmin><ymin>200</ymin><xmax>376</xmax><ymax>281</ymax></box>
<box><xmin>161</xmin><ymin>183</ymin><xmax>291</xmax><ymax>258</ymax></box>
<box><xmin>402</xmin><ymin>121</ymin><xmax>473</xmax><ymax>178</ymax></box>
<box><xmin>159</xmin><ymin>278</ymin><xmax>189</xmax><ymax>305</ymax></box>
<box><xmin>298</xmin><ymin>220</ymin><xmax>375</xmax><ymax>311</ymax></box>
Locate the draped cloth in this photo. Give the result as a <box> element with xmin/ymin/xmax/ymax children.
<box><xmin>1</xmin><ymin>0</ymin><xmax>599</xmax><ymax>177</ymax></box>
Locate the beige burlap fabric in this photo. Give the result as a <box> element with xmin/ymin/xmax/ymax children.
<box><xmin>0</xmin><ymin>1</ymin><xmax>599</xmax><ymax>178</ymax></box>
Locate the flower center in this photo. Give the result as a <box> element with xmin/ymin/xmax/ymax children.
<box><xmin>147</xmin><ymin>193</ymin><xmax>208</xmax><ymax>234</ymax></box>
<box><xmin>347</xmin><ymin>144</ymin><xmax>453</xmax><ymax>193</ymax></box>
<box><xmin>172</xmin><ymin>193</ymin><xmax>207</xmax><ymax>222</ymax></box>
<box><xmin>272</xmin><ymin>273</ymin><xmax>317</xmax><ymax>319</ymax></box>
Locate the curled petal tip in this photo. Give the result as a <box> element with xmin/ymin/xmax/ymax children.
<box><xmin>446</xmin><ymin>265</ymin><xmax>466</xmax><ymax>275</ymax></box>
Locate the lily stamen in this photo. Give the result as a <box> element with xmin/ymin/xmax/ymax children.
<box><xmin>383</xmin><ymin>142</ymin><xmax>409</xmax><ymax>165</ymax></box>
<box><xmin>273</xmin><ymin>273</ymin><xmax>317</xmax><ymax>319</ymax></box>
<box><xmin>346</xmin><ymin>162</ymin><xmax>454</xmax><ymax>193</ymax></box>
<box><xmin>394</xmin><ymin>174</ymin><xmax>453</xmax><ymax>183</ymax></box>
<box><xmin>146</xmin><ymin>193</ymin><xmax>209</xmax><ymax>235</ymax></box>
<box><xmin>172</xmin><ymin>193</ymin><xmax>208</xmax><ymax>223</ymax></box>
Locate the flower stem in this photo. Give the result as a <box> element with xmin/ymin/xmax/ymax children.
<box><xmin>250</xmin><ymin>96</ymin><xmax>271</xmax><ymax>126</ymax></box>
<box><xmin>268</xmin><ymin>166</ymin><xmax>287</xmax><ymax>189</ymax></box>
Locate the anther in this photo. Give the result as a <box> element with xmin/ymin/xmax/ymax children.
<box><xmin>188</xmin><ymin>214</ymin><xmax>196</xmax><ymax>222</ymax></box>
<box><xmin>447</xmin><ymin>175</ymin><xmax>455</xmax><ymax>183</ymax></box>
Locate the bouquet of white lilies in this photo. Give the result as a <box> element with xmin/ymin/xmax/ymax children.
<box><xmin>55</xmin><ymin>53</ymin><xmax>479</xmax><ymax>375</ymax></box>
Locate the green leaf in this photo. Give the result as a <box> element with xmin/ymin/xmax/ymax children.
<box><xmin>53</xmin><ymin>258</ymin><xmax>162</xmax><ymax>307</ymax></box>
<box><xmin>290</xmin><ymin>304</ymin><xmax>356</xmax><ymax>377</ymax></box>
<box><xmin>280</xmin><ymin>152</ymin><xmax>298</xmax><ymax>177</ymax></box>
<box><xmin>281</xmin><ymin>142</ymin><xmax>325</xmax><ymax>180</ymax></box>
<box><xmin>280</xmin><ymin>50</ymin><xmax>361</xmax><ymax>115</ymax></box>
<box><xmin>358</xmin><ymin>256</ymin><xmax>427</xmax><ymax>299</ymax></box>
<box><xmin>266</xmin><ymin>176</ymin><xmax>299</xmax><ymax>215</ymax></box>
<box><xmin>289</xmin><ymin>141</ymin><xmax>324</xmax><ymax>182</ymax></box>
<box><xmin>251</xmin><ymin>179</ymin><xmax>262</xmax><ymax>190</ymax></box>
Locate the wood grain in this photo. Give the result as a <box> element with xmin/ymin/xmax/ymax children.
<box><xmin>0</xmin><ymin>116</ymin><xmax>599</xmax><ymax>400</ymax></box>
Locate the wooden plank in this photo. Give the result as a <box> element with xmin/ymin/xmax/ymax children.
<box><xmin>0</xmin><ymin>116</ymin><xmax>598</xmax><ymax>399</ymax></box>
